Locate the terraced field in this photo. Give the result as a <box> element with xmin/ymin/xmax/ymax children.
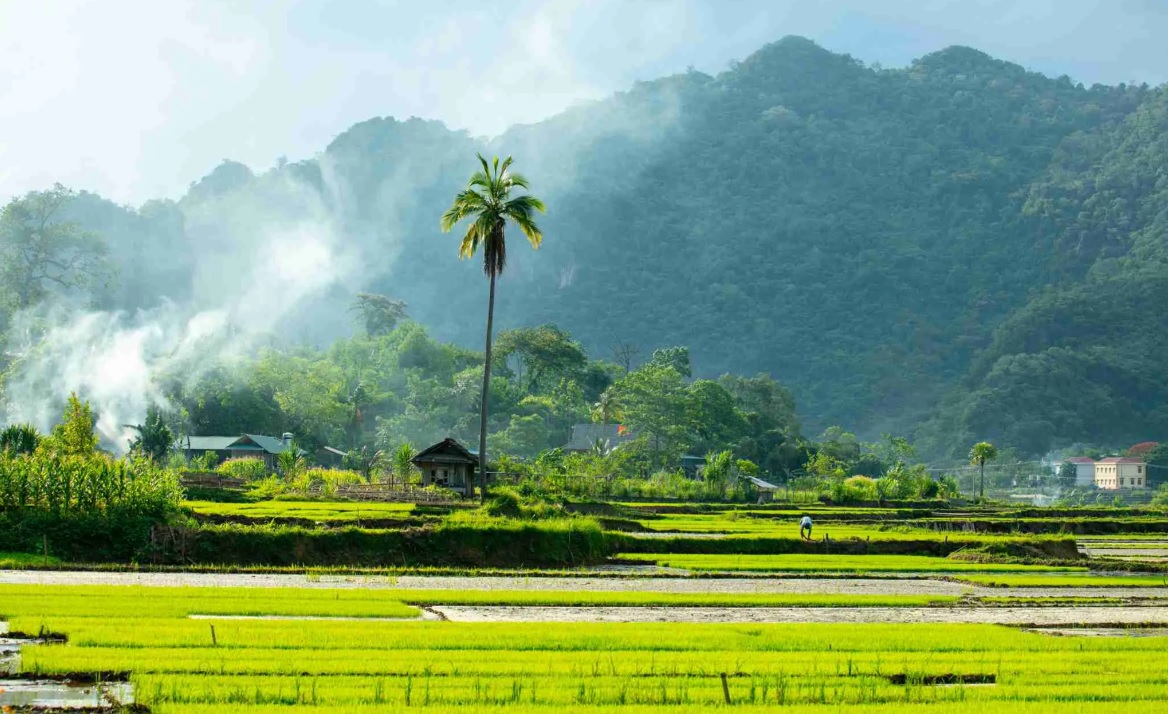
<box><xmin>4</xmin><ymin>583</ymin><xmax>1168</xmax><ymax>712</ymax></box>
<box><xmin>613</xmin><ymin>554</ymin><xmax>1082</xmax><ymax>573</ymax></box>
<box><xmin>185</xmin><ymin>500</ymin><xmax>418</xmax><ymax>522</ymax></box>
<box><xmin>5</xmin><ymin>500</ymin><xmax>1168</xmax><ymax>711</ymax></box>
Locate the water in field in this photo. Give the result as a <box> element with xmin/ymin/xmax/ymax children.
<box><xmin>1030</xmin><ymin>627</ymin><xmax>1168</xmax><ymax>638</ymax></box>
<box><xmin>0</xmin><ymin>639</ymin><xmax>19</xmax><ymax>675</ymax></box>
<box><xmin>0</xmin><ymin>678</ymin><xmax>134</xmax><ymax>709</ymax></box>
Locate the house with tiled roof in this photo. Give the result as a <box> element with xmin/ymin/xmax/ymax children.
<box><xmin>1094</xmin><ymin>457</ymin><xmax>1148</xmax><ymax>490</ymax></box>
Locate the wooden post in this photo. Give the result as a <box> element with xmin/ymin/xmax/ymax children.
<box><xmin>210</xmin><ymin>624</ymin><xmax>217</xmax><ymax>646</ymax></box>
<box><xmin>720</xmin><ymin>673</ymin><xmax>731</xmax><ymax>704</ymax></box>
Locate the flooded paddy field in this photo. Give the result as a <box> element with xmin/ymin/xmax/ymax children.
<box><xmin>3</xmin><ymin>578</ymin><xmax>1168</xmax><ymax>713</ymax></box>
<box><xmin>431</xmin><ymin>604</ymin><xmax>1168</xmax><ymax>625</ymax></box>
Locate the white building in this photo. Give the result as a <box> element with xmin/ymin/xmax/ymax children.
<box><xmin>1063</xmin><ymin>457</ymin><xmax>1096</xmax><ymax>487</ymax></box>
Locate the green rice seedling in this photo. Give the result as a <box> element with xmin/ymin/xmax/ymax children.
<box><xmin>11</xmin><ymin>583</ymin><xmax>1168</xmax><ymax>714</ymax></box>
<box><xmin>184</xmin><ymin>500</ymin><xmax>417</xmax><ymax>521</ymax></box>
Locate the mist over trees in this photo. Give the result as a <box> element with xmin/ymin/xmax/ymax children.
<box><xmin>2</xmin><ymin>36</ymin><xmax>1168</xmax><ymax>460</ymax></box>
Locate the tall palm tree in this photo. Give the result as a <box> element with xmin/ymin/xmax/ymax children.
<box><xmin>441</xmin><ymin>154</ymin><xmax>545</xmax><ymax>502</ymax></box>
<box><xmin>969</xmin><ymin>441</ymin><xmax>999</xmax><ymax>502</ymax></box>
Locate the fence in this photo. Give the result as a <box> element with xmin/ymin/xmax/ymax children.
<box><xmin>308</xmin><ymin>483</ymin><xmax>462</xmax><ymax>504</ymax></box>
<box><xmin>179</xmin><ymin>472</ymin><xmax>246</xmax><ymax>490</ymax></box>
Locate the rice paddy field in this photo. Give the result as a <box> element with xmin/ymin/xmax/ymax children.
<box><xmin>4</xmin><ymin>583</ymin><xmax>1168</xmax><ymax>712</ymax></box>
<box><xmin>613</xmin><ymin>554</ymin><xmax>1084</xmax><ymax>573</ymax></box>
<box><xmin>5</xmin><ymin>498</ymin><xmax>1168</xmax><ymax>711</ymax></box>
<box><xmin>185</xmin><ymin>501</ymin><xmax>419</xmax><ymax>522</ymax></box>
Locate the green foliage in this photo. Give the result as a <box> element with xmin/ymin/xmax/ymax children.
<box><xmin>216</xmin><ymin>457</ymin><xmax>268</xmax><ymax>481</ymax></box>
<box><xmin>480</xmin><ymin>486</ymin><xmax>566</xmax><ymax>520</ymax></box>
<box><xmin>648</xmin><ymin>346</ymin><xmax>692</xmax><ymax>378</ymax></box>
<box><xmin>49</xmin><ymin>393</ymin><xmax>99</xmax><ymax>456</ymax></box>
<box><xmin>391</xmin><ymin>443</ymin><xmax>419</xmax><ymax>483</ymax></box>
<box><xmin>126</xmin><ymin>405</ymin><xmax>173</xmax><ymax>463</ymax></box>
<box><xmin>1146</xmin><ymin>443</ymin><xmax>1168</xmax><ymax>488</ymax></box>
<box><xmin>275</xmin><ymin>442</ymin><xmax>307</xmax><ymax>479</ymax></box>
<box><xmin>342</xmin><ymin>445</ymin><xmax>385</xmax><ymax>482</ymax></box>
<box><xmin>970</xmin><ymin>441</ymin><xmax>999</xmax><ymax>466</ymax></box>
<box><xmin>495</xmin><ymin>324</ymin><xmax>587</xmax><ymax>393</ymax></box>
<box><xmin>9</xmin><ymin>40</ymin><xmax>1168</xmax><ymax>465</ymax></box>
<box><xmin>0</xmin><ymin>449</ymin><xmax>182</xmax><ymax>516</ymax></box>
<box><xmin>0</xmin><ymin>184</ymin><xmax>108</xmax><ymax>308</ymax></box>
<box><xmin>0</xmin><ymin>447</ymin><xmax>183</xmax><ymax>560</ymax></box>
<box><xmin>189</xmin><ymin>450</ymin><xmax>219</xmax><ymax>471</ymax></box>
<box><xmin>291</xmin><ymin>468</ymin><xmax>366</xmax><ymax>497</ymax></box>
<box><xmin>349</xmin><ymin>292</ymin><xmax>408</xmax><ymax>336</ymax></box>
<box><xmin>1</xmin><ymin>422</ymin><xmax>41</xmax><ymax>456</ymax></box>
<box><xmin>440</xmin><ymin>154</ymin><xmax>546</xmax><ymax>278</ymax></box>
<box><xmin>835</xmin><ymin>475</ymin><xmax>879</xmax><ymax>503</ymax></box>
<box><xmin>1153</xmin><ymin>484</ymin><xmax>1168</xmax><ymax>507</ymax></box>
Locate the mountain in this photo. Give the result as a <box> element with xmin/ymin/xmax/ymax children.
<box><xmin>35</xmin><ymin>36</ymin><xmax>1168</xmax><ymax>457</ymax></box>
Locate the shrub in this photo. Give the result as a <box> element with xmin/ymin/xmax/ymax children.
<box><xmin>1</xmin><ymin>423</ymin><xmax>41</xmax><ymax>456</ymax></box>
<box><xmin>829</xmin><ymin>475</ymin><xmax>879</xmax><ymax>504</ymax></box>
<box><xmin>217</xmin><ymin>457</ymin><xmax>269</xmax><ymax>481</ymax></box>
<box><xmin>1153</xmin><ymin>484</ymin><xmax>1168</xmax><ymax>507</ymax></box>
<box><xmin>481</xmin><ymin>487</ymin><xmax>566</xmax><ymax>519</ymax></box>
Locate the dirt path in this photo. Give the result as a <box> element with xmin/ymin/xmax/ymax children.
<box><xmin>432</xmin><ymin>605</ymin><xmax>1168</xmax><ymax>625</ymax></box>
<box><xmin>0</xmin><ymin>570</ymin><xmax>964</xmax><ymax>595</ymax></box>
<box><xmin>2</xmin><ymin>570</ymin><xmax>1166</xmax><ymax>600</ymax></box>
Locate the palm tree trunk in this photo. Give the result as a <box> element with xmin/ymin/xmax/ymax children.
<box><xmin>477</xmin><ymin>271</ymin><xmax>497</xmax><ymax>503</ymax></box>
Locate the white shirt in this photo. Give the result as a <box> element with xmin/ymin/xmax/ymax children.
<box><xmin>800</xmin><ymin>516</ymin><xmax>812</xmax><ymax>528</ymax></box>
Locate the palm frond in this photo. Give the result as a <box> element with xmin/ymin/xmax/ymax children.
<box><xmin>442</xmin><ymin>153</ymin><xmax>545</xmax><ymax>274</ymax></box>
<box><xmin>459</xmin><ymin>222</ymin><xmax>484</xmax><ymax>259</ymax></box>
<box><xmin>441</xmin><ymin>190</ymin><xmax>488</xmax><ymax>231</ymax></box>
<box><xmin>504</xmin><ymin>171</ymin><xmax>531</xmax><ymax>191</ymax></box>
<box><xmin>505</xmin><ymin>197</ymin><xmax>545</xmax><ymax>248</ymax></box>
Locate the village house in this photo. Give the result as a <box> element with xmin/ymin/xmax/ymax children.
<box><xmin>561</xmin><ymin>423</ymin><xmax>637</xmax><ymax>453</ymax></box>
<box><xmin>178</xmin><ymin>433</ymin><xmax>299</xmax><ymax>469</ymax></box>
<box><xmin>1093</xmin><ymin>457</ymin><xmax>1148</xmax><ymax>490</ymax></box>
<box><xmin>748</xmin><ymin>476</ymin><xmax>781</xmax><ymax>503</ymax></box>
<box><xmin>411</xmin><ymin>438</ymin><xmax>479</xmax><ymax>497</ymax></box>
<box><xmin>315</xmin><ymin>446</ymin><xmax>348</xmax><ymax>469</ymax></box>
<box><xmin>1062</xmin><ymin>456</ymin><xmax>1097</xmax><ymax>487</ymax></box>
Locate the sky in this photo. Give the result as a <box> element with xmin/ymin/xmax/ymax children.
<box><xmin>1</xmin><ymin>0</ymin><xmax>1166</xmax><ymax>205</ymax></box>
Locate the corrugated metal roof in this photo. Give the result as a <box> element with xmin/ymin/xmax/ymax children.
<box><xmin>748</xmin><ymin>476</ymin><xmax>779</xmax><ymax>490</ymax></box>
<box><xmin>182</xmin><ymin>436</ymin><xmax>244</xmax><ymax>452</ymax></box>
<box><xmin>563</xmin><ymin>423</ymin><xmax>637</xmax><ymax>451</ymax></box>
<box><xmin>244</xmin><ymin>434</ymin><xmax>291</xmax><ymax>454</ymax></box>
<box><xmin>179</xmin><ymin>434</ymin><xmax>291</xmax><ymax>455</ymax></box>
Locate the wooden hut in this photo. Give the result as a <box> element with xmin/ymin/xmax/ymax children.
<box><xmin>411</xmin><ymin>438</ymin><xmax>478</xmax><ymax>497</ymax></box>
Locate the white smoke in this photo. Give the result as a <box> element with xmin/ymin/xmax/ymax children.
<box><xmin>2</xmin><ymin>174</ymin><xmax>364</xmax><ymax>451</ymax></box>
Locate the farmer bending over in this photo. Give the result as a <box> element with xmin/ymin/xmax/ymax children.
<box><xmin>799</xmin><ymin>515</ymin><xmax>813</xmax><ymax>540</ymax></box>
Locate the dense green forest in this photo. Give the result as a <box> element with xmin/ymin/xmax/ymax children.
<box><xmin>2</xmin><ymin>36</ymin><xmax>1167</xmax><ymax>460</ymax></box>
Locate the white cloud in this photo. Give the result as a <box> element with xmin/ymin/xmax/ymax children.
<box><xmin>1</xmin><ymin>0</ymin><xmax>1165</xmax><ymax>205</ymax></box>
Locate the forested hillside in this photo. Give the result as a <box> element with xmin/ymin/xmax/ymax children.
<box><xmin>3</xmin><ymin>36</ymin><xmax>1166</xmax><ymax>458</ymax></box>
